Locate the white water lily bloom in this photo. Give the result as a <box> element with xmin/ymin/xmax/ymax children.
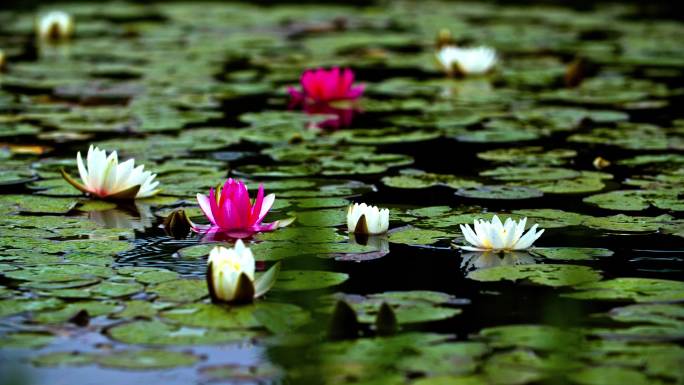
<box><xmin>347</xmin><ymin>203</ymin><xmax>389</xmax><ymax>235</ymax></box>
<box><xmin>37</xmin><ymin>11</ymin><xmax>74</xmax><ymax>40</ymax></box>
<box><xmin>61</xmin><ymin>145</ymin><xmax>160</xmax><ymax>199</ymax></box>
<box><xmin>207</xmin><ymin>241</ymin><xmax>256</xmax><ymax>302</ymax></box>
<box><xmin>436</xmin><ymin>46</ymin><xmax>497</xmax><ymax>76</ymax></box>
<box><xmin>459</xmin><ymin>215</ymin><xmax>544</xmax><ymax>251</ymax></box>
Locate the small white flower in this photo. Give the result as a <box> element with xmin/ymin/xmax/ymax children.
<box><xmin>436</xmin><ymin>46</ymin><xmax>498</xmax><ymax>76</ymax></box>
<box><xmin>206</xmin><ymin>240</ymin><xmax>279</xmax><ymax>304</ymax></box>
<box><xmin>61</xmin><ymin>145</ymin><xmax>160</xmax><ymax>199</ymax></box>
<box><xmin>459</xmin><ymin>215</ymin><xmax>544</xmax><ymax>251</ymax></box>
<box><xmin>37</xmin><ymin>11</ymin><xmax>74</xmax><ymax>40</ymax></box>
<box><xmin>347</xmin><ymin>203</ymin><xmax>389</xmax><ymax>235</ymax></box>
<box><xmin>208</xmin><ymin>240</ymin><xmax>256</xmax><ymax>302</ymax></box>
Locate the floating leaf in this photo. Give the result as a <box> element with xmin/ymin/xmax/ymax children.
<box><xmin>468</xmin><ymin>264</ymin><xmax>602</xmax><ymax>287</ymax></box>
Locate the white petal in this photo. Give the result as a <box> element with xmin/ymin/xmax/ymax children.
<box><xmin>513</xmin><ymin>225</ymin><xmax>543</xmax><ymax>250</ymax></box>
<box><xmin>460</xmin><ymin>224</ymin><xmax>481</xmax><ymax>248</ymax></box>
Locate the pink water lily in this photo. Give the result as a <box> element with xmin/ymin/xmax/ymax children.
<box><xmin>194</xmin><ymin>178</ymin><xmax>287</xmax><ymax>239</ymax></box>
<box><xmin>288</xmin><ymin>67</ymin><xmax>364</xmax><ymax>104</ymax></box>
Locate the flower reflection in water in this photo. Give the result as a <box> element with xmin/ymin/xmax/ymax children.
<box><xmin>302</xmin><ymin>102</ymin><xmax>359</xmax><ymax>130</ymax></box>
<box><xmin>460</xmin><ymin>250</ymin><xmax>537</xmax><ymax>272</ymax></box>
<box><xmin>288</xmin><ymin>67</ymin><xmax>363</xmax><ymax>130</ymax></box>
<box><xmin>335</xmin><ymin>233</ymin><xmax>390</xmax><ymax>262</ymax></box>
<box><xmin>86</xmin><ymin>202</ymin><xmax>155</xmax><ymax>232</ymax></box>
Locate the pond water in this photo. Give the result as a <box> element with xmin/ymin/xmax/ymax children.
<box><xmin>1</xmin><ymin>2</ymin><xmax>683</xmax><ymax>385</ymax></box>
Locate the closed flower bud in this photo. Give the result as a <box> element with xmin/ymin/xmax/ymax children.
<box><xmin>37</xmin><ymin>11</ymin><xmax>74</xmax><ymax>41</ymax></box>
<box><xmin>162</xmin><ymin>210</ymin><xmax>192</xmax><ymax>239</ymax></box>
<box><xmin>347</xmin><ymin>203</ymin><xmax>389</xmax><ymax>235</ymax></box>
<box><xmin>206</xmin><ymin>241</ymin><xmax>280</xmax><ymax>304</ymax></box>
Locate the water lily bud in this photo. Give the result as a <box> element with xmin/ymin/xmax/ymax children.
<box><xmin>328</xmin><ymin>300</ymin><xmax>359</xmax><ymax>340</ymax></box>
<box><xmin>162</xmin><ymin>209</ymin><xmax>192</xmax><ymax>239</ymax></box>
<box><xmin>593</xmin><ymin>156</ymin><xmax>611</xmax><ymax>170</ymax></box>
<box><xmin>347</xmin><ymin>203</ymin><xmax>389</xmax><ymax>235</ymax></box>
<box><xmin>206</xmin><ymin>241</ymin><xmax>280</xmax><ymax>304</ymax></box>
<box><xmin>374</xmin><ymin>302</ymin><xmax>398</xmax><ymax>336</ymax></box>
<box><xmin>436</xmin><ymin>28</ymin><xmax>454</xmax><ymax>49</ymax></box>
<box><xmin>206</xmin><ymin>241</ymin><xmax>256</xmax><ymax>304</ymax></box>
<box><xmin>565</xmin><ymin>57</ymin><xmax>588</xmax><ymax>88</ymax></box>
<box><xmin>0</xmin><ymin>49</ymin><xmax>5</xmax><ymax>71</ymax></box>
<box><xmin>37</xmin><ymin>11</ymin><xmax>74</xmax><ymax>41</ymax></box>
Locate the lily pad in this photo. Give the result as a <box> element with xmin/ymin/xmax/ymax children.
<box><xmin>467</xmin><ymin>264</ymin><xmax>602</xmax><ymax>287</ymax></box>
<box><xmin>108</xmin><ymin>320</ymin><xmax>255</xmax><ymax>345</ymax></box>
<box><xmin>565</xmin><ymin>278</ymin><xmax>684</xmax><ymax>303</ymax></box>
<box><xmin>273</xmin><ymin>270</ymin><xmax>349</xmax><ymax>291</ymax></box>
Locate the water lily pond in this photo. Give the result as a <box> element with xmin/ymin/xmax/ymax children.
<box><xmin>1</xmin><ymin>1</ymin><xmax>683</xmax><ymax>384</ymax></box>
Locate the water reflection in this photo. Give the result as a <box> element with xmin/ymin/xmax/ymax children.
<box><xmin>86</xmin><ymin>202</ymin><xmax>155</xmax><ymax>232</ymax></box>
<box><xmin>302</xmin><ymin>102</ymin><xmax>359</xmax><ymax>130</ymax></box>
<box><xmin>36</xmin><ymin>41</ymin><xmax>71</xmax><ymax>60</ymax></box>
<box><xmin>336</xmin><ymin>233</ymin><xmax>390</xmax><ymax>261</ymax></box>
<box><xmin>460</xmin><ymin>250</ymin><xmax>537</xmax><ymax>272</ymax></box>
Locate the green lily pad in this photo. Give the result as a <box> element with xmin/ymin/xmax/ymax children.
<box><xmin>33</xmin><ymin>300</ymin><xmax>120</xmax><ymax>324</ymax></box>
<box><xmin>388</xmin><ymin>228</ymin><xmax>452</xmax><ymax>245</ymax></box>
<box><xmin>4</xmin><ymin>264</ymin><xmax>113</xmax><ymax>282</ymax></box>
<box><xmin>99</xmin><ymin>349</ymin><xmax>201</xmax><ymax>369</ymax></box>
<box><xmin>565</xmin><ymin>278</ymin><xmax>684</xmax><ymax>302</ymax></box>
<box><xmin>0</xmin><ymin>332</ymin><xmax>55</xmax><ymax>348</ymax></box>
<box><xmin>532</xmin><ymin>248</ymin><xmax>614</xmax><ymax>261</ymax></box>
<box><xmin>148</xmin><ymin>279</ymin><xmax>208</xmax><ymax>302</ymax></box>
<box><xmin>117</xmin><ymin>267</ymin><xmax>179</xmax><ymax>284</ymax></box>
<box><xmin>479</xmin><ymin>324</ymin><xmax>584</xmax><ymax>351</ymax></box>
<box><xmin>455</xmin><ymin>185</ymin><xmax>544</xmax><ymax>200</ymax></box>
<box><xmin>0</xmin><ymin>298</ymin><xmax>63</xmax><ymax>318</ymax></box>
<box><xmin>584</xmin><ymin>189</ymin><xmax>684</xmax><ymax>212</ymax></box>
<box><xmin>273</xmin><ymin>270</ymin><xmax>349</xmax><ymax>291</ymax></box>
<box><xmin>326</xmin><ymin>291</ymin><xmax>464</xmax><ymax>324</ymax></box>
<box><xmin>382</xmin><ymin>169</ymin><xmax>481</xmax><ymax>190</ymax></box>
<box><xmin>467</xmin><ymin>264</ymin><xmax>602</xmax><ymax>287</ymax></box>
<box><xmin>0</xmin><ymin>194</ymin><xmax>79</xmax><ymax>214</ymax></box>
<box><xmin>108</xmin><ymin>320</ymin><xmax>256</xmax><ymax>345</ymax></box>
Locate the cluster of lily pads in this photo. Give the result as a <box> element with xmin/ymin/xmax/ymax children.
<box><xmin>1</xmin><ymin>2</ymin><xmax>683</xmax><ymax>384</ymax></box>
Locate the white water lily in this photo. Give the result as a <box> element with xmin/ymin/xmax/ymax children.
<box><xmin>208</xmin><ymin>241</ymin><xmax>256</xmax><ymax>302</ymax></box>
<box><xmin>347</xmin><ymin>203</ymin><xmax>389</xmax><ymax>235</ymax></box>
<box><xmin>436</xmin><ymin>46</ymin><xmax>497</xmax><ymax>76</ymax></box>
<box><xmin>207</xmin><ymin>240</ymin><xmax>280</xmax><ymax>303</ymax></box>
<box><xmin>37</xmin><ymin>11</ymin><xmax>74</xmax><ymax>40</ymax></box>
<box><xmin>459</xmin><ymin>216</ymin><xmax>544</xmax><ymax>251</ymax></box>
<box><xmin>61</xmin><ymin>145</ymin><xmax>160</xmax><ymax>199</ymax></box>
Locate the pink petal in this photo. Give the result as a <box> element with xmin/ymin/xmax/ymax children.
<box><xmin>256</xmin><ymin>193</ymin><xmax>275</xmax><ymax>223</ymax></box>
<box><xmin>196</xmin><ymin>193</ymin><xmax>216</xmax><ymax>225</ymax></box>
<box><xmin>255</xmin><ymin>222</ymin><xmax>278</xmax><ymax>232</ymax></box>
<box><xmin>347</xmin><ymin>84</ymin><xmax>364</xmax><ymax>99</ymax></box>
<box><xmin>208</xmin><ymin>188</ymin><xmax>221</xmax><ymax>225</ymax></box>
<box><xmin>288</xmin><ymin>86</ymin><xmax>304</xmax><ymax>105</ymax></box>
<box><xmin>251</xmin><ymin>184</ymin><xmax>265</xmax><ymax>224</ymax></box>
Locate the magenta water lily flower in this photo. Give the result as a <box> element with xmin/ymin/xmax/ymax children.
<box><xmin>288</xmin><ymin>67</ymin><xmax>364</xmax><ymax>104</ymax></box>
<box><xmin>194</xmin><ymin>178</ymin><xmax>289</xmax><ymax>239</ymax></box>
